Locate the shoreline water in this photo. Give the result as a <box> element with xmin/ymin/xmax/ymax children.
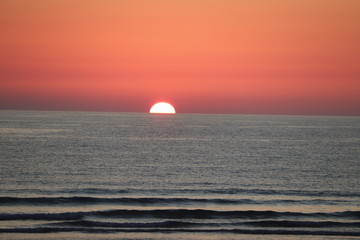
<box><xmin>1</xmin><ymin>111</ymin><xmax>359</xmax><ymax>239</ymax></box>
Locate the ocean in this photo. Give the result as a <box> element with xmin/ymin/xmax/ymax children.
<box><xmin>0</xmin><ymin>110</ymin><xmax>359</xmax><ymax>239</ymax></box>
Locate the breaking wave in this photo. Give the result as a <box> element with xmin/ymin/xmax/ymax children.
<box><xmin>1</xmin><ymin>209</ymin><xmax>359</xmax><ymax>221</ymax></box>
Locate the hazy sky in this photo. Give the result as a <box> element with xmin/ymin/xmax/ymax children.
<box><xmin>1</xmin><ymin>0</ymin><xmax>359</xmax><ymax>115</ymax></box>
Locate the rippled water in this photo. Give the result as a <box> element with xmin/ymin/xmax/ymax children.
<box><xmin>0</xmin><ymin>111</ymin><xmax>359</xmax><ymax>239</ymax></box>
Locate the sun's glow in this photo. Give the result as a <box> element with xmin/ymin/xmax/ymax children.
<box><xmin>150</xmin><ymin>102</ymin><xmax>176</xmax><ymax>114</ymax></box>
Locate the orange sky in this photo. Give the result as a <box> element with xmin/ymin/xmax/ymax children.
<box><xmin>1</xmin><ymin>0</ymin><xmax>359</xmax><ymax>115</ymax></box>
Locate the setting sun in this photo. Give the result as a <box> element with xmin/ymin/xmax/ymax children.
<box><xmin>149</xmin><ymin>102</ymin><xmax>176</xmax><ymax>114</ymax></box>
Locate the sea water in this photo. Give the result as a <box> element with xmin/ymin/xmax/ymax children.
<box><xmin>0</xmin><ymin>111</ymin><xmax>359</xmax><ymax>239</ymax></box>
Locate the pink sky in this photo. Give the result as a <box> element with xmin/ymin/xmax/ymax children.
<box><xmin>1</xmin><ymin>0</ymin><xmax>359</xmax><ymax>115</ymax></box>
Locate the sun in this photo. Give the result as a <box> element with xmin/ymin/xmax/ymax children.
<box><xmin>149</xmin><ymin>102</ymin><xmax>176</xmax><ymax>114</ymax></box>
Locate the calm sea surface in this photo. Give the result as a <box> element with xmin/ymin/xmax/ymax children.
<box><xmin>0</xmin><ymin>111</ymin><xmax>359</xmax><ymax>239</ymax></box>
